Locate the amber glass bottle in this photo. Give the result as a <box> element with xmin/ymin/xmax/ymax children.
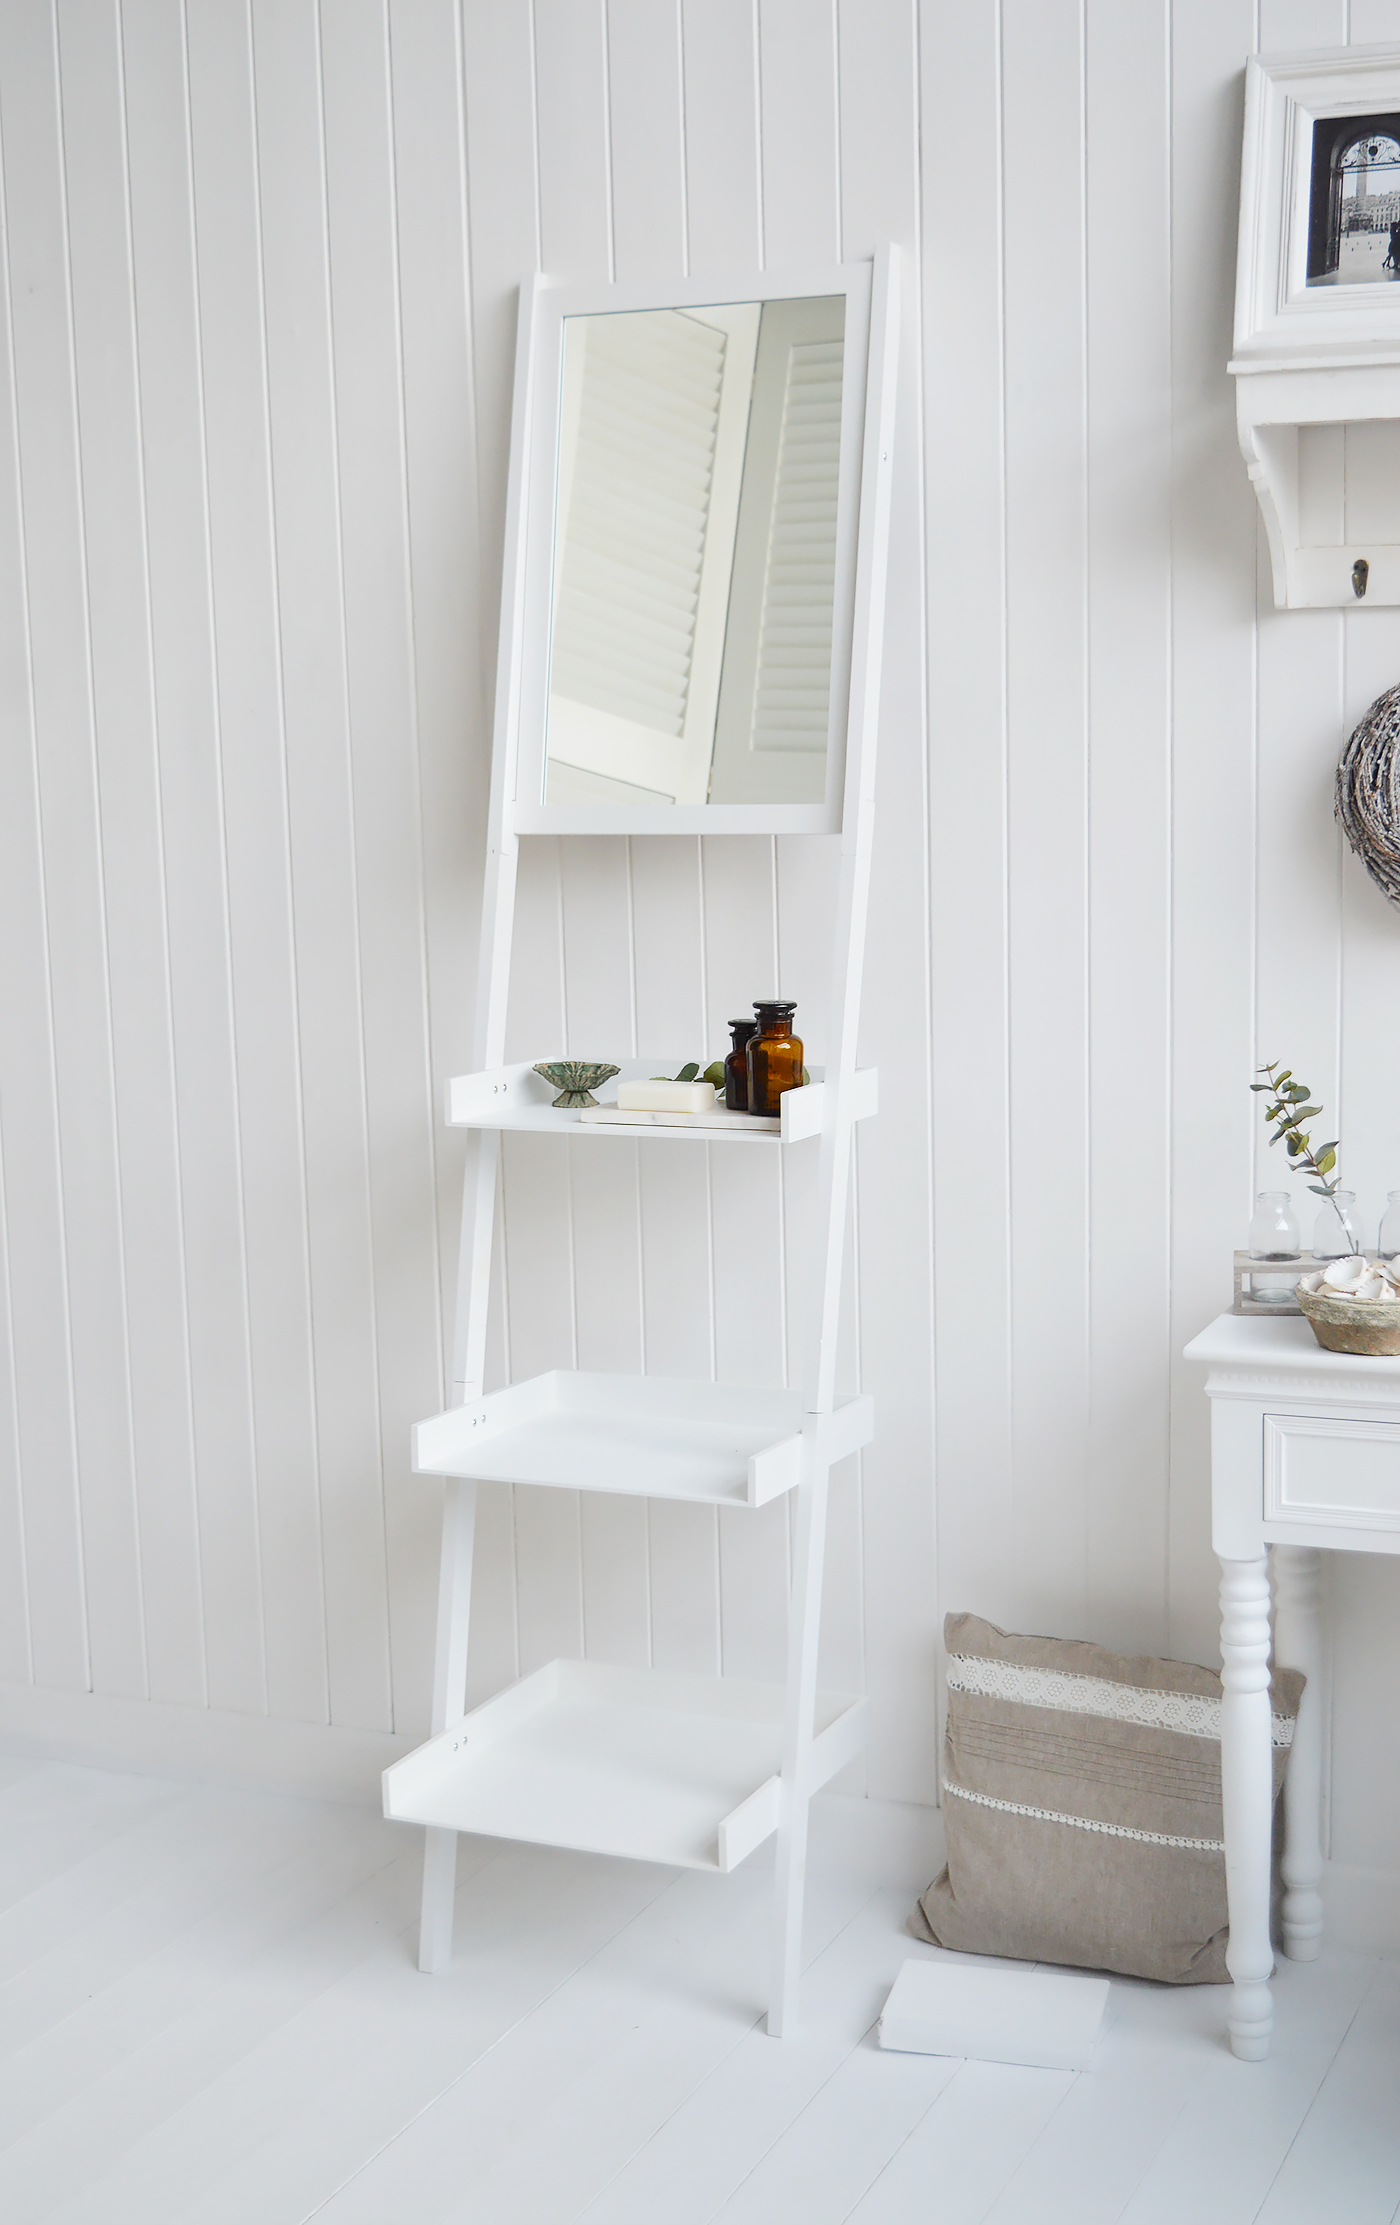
<box><xmin>746</xmin><ymin>1000</ymin><xmax>803</xmax><ymax>1116</ymax></box>
<box><xmin>724</xmin><ymin>1018</ymin><xmax>758</xmax><ymax>1110</ymax></box>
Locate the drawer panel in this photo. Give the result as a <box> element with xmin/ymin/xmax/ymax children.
<box><xmin>1264</xmin><ymin>1413</ymin><xmax>1400</xmax><ymax>1537</ymax></box>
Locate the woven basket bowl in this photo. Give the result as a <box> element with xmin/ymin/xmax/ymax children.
<box><xmin>1297</xmin><ymin>1282</ymin><xmax>1400</xmax><ymax>1356</ymax></box>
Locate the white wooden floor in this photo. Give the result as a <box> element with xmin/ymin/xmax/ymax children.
<box><xmin>1</xmin><ymin>1753</ymin><xmax>1398</xmax><ymax>2224</ymax></box>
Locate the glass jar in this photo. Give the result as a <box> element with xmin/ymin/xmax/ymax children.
<box><xmin>1380</xmin><ymin>1191</ymin><xmax>1400</xmax><ymax>1260</ymax></box>
<box><xmin>1248</xmin><ymin>1191</ymin><xmax>1301</xmax><ymax>1306</ymax></box>
<box><xmin>723</xmin><ymin>1018</ymin><xmax>757</xmax><ymax>1111</ymax></box>
<box><xmin>1248</xmin><ymin>1192</ymin><xmax>1300</xmax><ymax>1260</ymax></box>
<box><xmin>1313</xmin><ymin>1188</ymin><xmax>1359</xmax><ymax>1259</ymax></box>
<box><xmin>746</xmin><ymin>1000</ymin><xmax>803</xmax><ymax>1116</ymax></box>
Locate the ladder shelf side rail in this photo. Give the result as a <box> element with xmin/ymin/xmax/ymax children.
<box><xmin>770</xmin><ymin>241</ymin><xmax>900</xmax><ymax>2037</ymax></box>
<box><xmin>420</xmin><ymin>272</ymin><xmax>540</xmax><ymax>1972</ymax></box>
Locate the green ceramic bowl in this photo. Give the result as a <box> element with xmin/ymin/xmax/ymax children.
<box><xmin>533</xmin><ymin>1061</ymin><xmax>620</xmax><ymax>1110</ymax></box>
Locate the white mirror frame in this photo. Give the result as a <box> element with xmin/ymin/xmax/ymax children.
<box><xmin>494</xmin><ymin>256</ymin><xmax>893</xmax><ymax>837</ymax></box>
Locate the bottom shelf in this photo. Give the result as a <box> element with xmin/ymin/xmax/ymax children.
<box><xmin>383</xmin><ymin>1660</ymin><xmax>868</xmax><ymax>1873</ymax></box>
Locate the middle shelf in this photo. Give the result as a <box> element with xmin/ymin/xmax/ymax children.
<box><xmin>413</xmin><ymin>1372</ymin><xmax>876</xmax><ymax>1508</ymax></box>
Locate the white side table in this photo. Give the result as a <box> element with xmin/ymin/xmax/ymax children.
<box><xmin>1185</xmin><ymin>1313</ymin><xmax>1400</xmax><ymax>2059</ymax></box>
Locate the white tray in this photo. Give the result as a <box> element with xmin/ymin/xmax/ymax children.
<box><xmin>383</xmin><ymin>1659</ymin><xmax>869</xmax><ymax>1871</ymax></box>
<box><xmin>412</xmin><ymin>1371</ymin><xmax>875</xmax><ymax>1507</ymax></box>
<box><xmin>446</xmin><ymin>1058</ymin><xmax>877</xmax><ymax>1144</ymax></box>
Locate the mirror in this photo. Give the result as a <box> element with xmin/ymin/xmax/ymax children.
<box><xmin>543</xmin><ymin>295</ymin><xmax>845</xmax><ymax>809</ymax></box>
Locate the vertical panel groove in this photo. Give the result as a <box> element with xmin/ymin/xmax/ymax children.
<box><xmin>246</xmin><ymin>0</ymin><xmax>329</xmax><ymax>1706</ymax></box>
<box><xmin>115</xmin><ymin>0</ymin><xmax>209</xmax><ymax>1708</ymax></box>
<box><xmin>381</xmin><ymin>0</ymin><xmax>449</xmax><ymax>1387</ymax></box>
<box><xmin>181</xmin><ymin>0</ymin><xmax>269</xmax><ymax>1713</ymax></box>
<box><xmin>311</xmin><ymin>0</ymin><xmax>381</xmax><ymax>1649</ymax></box>
<box><xmin>0</xmin><ymin>23</ymin><xmax>91</xmax><ymax>1691</ymax></box>
<box><xmin>53</xmin><ymin>0</ymin><xmax>148</xmax><ymax>1699</ymax></box>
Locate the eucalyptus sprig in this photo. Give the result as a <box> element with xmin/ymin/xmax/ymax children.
<box><xmin>1250</xmin><ymin>1059</ymin><xmax>1357</xmax><ymax>1254</ymax></box>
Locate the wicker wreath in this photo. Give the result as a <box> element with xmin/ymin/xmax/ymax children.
<box><xmin>1337</xmin><ymin>682</ymin><xmax>1400</xmax><ymax>907</ymax></box>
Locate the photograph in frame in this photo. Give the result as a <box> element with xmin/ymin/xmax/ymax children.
<box><xmin>1306</xmin><ymin>109</ymin><xmax>1400</xmax><ymax>287</ymax></box>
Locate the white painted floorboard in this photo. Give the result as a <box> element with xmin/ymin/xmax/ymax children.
<box><xmin>1</xmin><ymin>1763</ymin><xmax>1397</xmax><ymax>2225</ymax></box>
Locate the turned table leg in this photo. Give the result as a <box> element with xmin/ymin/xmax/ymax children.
<box><xmin>1273</xmin><ymin>1543</ymin><xmax>1324</xmax><ymax>1962</ymax></box>
<box><xmin>1219</xmin><ymin>1554</ymin><xmax>1275</xmax><ymax>2060</ymax></box>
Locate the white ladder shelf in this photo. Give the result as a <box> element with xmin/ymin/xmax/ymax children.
<box><xmin>386</xmin><ymin>249</ymin><xmax>899</xmax><ymax>2034</ymax></box>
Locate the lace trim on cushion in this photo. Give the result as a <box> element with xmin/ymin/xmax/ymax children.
<box><xmin>946</xmin><ymin>1654</ymin><xmax>1296</xmax><ymax>1749</ymax></box>
<box><xmin>942</xmin><ymin>1778</ymin><xmax>1224</xmax><ymax>1853</ymax></box>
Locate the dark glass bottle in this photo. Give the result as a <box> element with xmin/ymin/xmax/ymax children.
<box><xmin>746</xmin><ymin>1000</ymin><xmax>803</xmax><ymax>1116</ymax></box>
<box><xmin>724</xmin><ymin>1018</ymin><xmax>758</xmax><ymax>1111</ymax></box>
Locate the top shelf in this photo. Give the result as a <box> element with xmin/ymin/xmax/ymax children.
<box><xmin>449</xmin><ymin>1059</ymin><xmax>877</xmax><ymax>1143</ymax></box>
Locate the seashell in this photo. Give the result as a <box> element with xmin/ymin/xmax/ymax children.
<box><xmin>1322</xmin><ymin>1254</ymin><xmax>1369</xmax><ymax>1289</ymax></box>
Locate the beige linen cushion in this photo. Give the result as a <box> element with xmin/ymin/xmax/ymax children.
<box><xmin>914</xmin><ymin>1612</ymin><xmax>1305</xmax><ymax>1984</ymax></box>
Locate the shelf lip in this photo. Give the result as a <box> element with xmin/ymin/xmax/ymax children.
<box><xmin>446</xmin><ymin>1058</ymin><xmax>877</xmax><ymax>1141</ymax></box>
<box><xmin>382</xmin><ymin>1659</ymin><xmax>869</xmax><ymax>1872</ymax></box>
<box><xmin>411</xmin><ymin>1373</ymin><xmax>875</xmax><ymax>1506</ymax></box>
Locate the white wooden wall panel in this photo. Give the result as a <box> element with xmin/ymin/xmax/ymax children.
<box><xmin>387</xmin><ymin>0</ymin><xmax>483</xmax><ymax>1723</ymax></box>
<box><xmin>3</xmin><ymin>0</ymin><xmax>147</xmax><ymax>1707</ymax></box>
<box><xmin>1083</xmin><ymin>0</ymin><xmax>1173</xmax><ymax>1660</ymax></box>
<box><xmin>680</xmin><ymin>0</ymin><xmax>761</xmax><ymax>276</ymax></box>
<box><xmin>3</xmin><ymin>0</ymin><xmax>1400</xmax><ymax>1893</ymax></box>
<box><xmin>122</xmin><ymin>0</ymin><xmax>265</xmax><ymax>1720</ymax></box>
<box><xmin>58</xmin><ymin>0</ymin><xmax>204</xmax><ymax>1712</ymax></box>
<box><xmin>922</xmin><ymin>0</ymin><xmax>1013</xmax><ymax>1679</ymax></box>
<box><xmin>249</xmin><ymin>0</ymin><xmax>379</xmax><ymax>1734</ymax></box>
<box><xmin>1003</xmin><ymin>0</ymin><xmax>1091</xmax><ymax>1645</ymax></box>
<box><xmin>187</xmin><ymin>0</ymin><xmax>326</xmax><ymax>1731</ymax></box>
<box><xmin>1166</xmin><ymin>0</ymin><xmax>1262</xmax><ymax>1679</ymax></box>
<box><xmin>0</xmin><ymin>37</ymin><xmax>85</xmax><ymax>1695</ymax></box>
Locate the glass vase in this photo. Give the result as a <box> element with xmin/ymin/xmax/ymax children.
<box><xmin>1313</xmin><ymin>1189</ymin><xmax>1359</xmax><ymax>1259</ymax></box>
<box><xmin>1380</xmin><ymin>1191</ymin><xmax>1400</xmax><ymax>1260</ymax></box>
<box><xmin>1248</xmin><ymin>1191</ymin><xmax>1301</xmax><ymax>1306</ymax></box>
<box><xmin>1248</xmin><ymin>1192</ymin><xmax>1300</xmax><ymax>1260</ymax></box>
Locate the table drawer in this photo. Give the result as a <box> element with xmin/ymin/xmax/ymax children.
<box><xmin>1264</xmin><ymin>1413</ymin><xmax>1400</xmax><ymax>1539</ymax></box>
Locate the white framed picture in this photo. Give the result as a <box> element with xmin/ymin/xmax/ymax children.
<box><xmin>1236</xmin><ymin>43</ymin><xmax>1400</xmax><ymax>361</ymax></box>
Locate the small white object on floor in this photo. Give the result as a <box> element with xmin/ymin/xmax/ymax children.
<box><xmin>615</xmin><ymin>1079</ymin><xmax>719</xmax><ymax>1113</ymax></box>
<box><xmin>877</xmin><ymin>1957</ymin><xmax>1109</xmax><ymax>2071</ymax></box>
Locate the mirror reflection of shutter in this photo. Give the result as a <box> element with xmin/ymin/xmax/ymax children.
<box><xmin>751</xmin><ymin>336</ymin><xmax>842</xmax><ymax>748</ymax></box>
<box><xmin>707</xmin><ymin>295</ymin><xmax>845</xmax><ymax>806</ymax></box>
<box><xmin>545</xmin><ymin>307</ymin><xmax>757</xmax><ymax>805</ymax></box>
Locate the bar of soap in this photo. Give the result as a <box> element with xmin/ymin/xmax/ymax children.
<box><xmin>615</xmin><ymin>1080</ymin><xmax>719</xmax><ymax>1113</ymax></box>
